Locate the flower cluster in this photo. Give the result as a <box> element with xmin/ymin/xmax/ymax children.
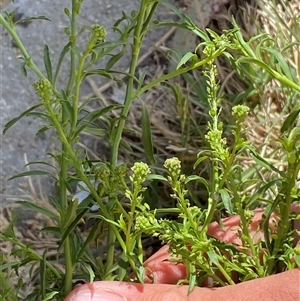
<box><xmin>164</xmin><ymin>157</ymin><xmax>185</xmax><ymax>185</ymax></box>
<box><xmin>232</xmin><ymin>105</ymin><xmax>250</xmax><ymax>124</ymax></box>
<box><xmin>33</xmin><ymin>78</ymin><xmax>53</xmax><ymax>100</ymax></box>
<box><xmin>205</xmin><ymin>129</ymin><xmax>229</xmax><ymax>161</ymax></box>
<box><xmin>134</xmin><ymin>213</ymin><xmax>158</xmax><ymax>233</ymax></box>
<box><xmin>88</xmin><ymin>24</ymin><xmax>106</xmax><ymax>49</ymax></box>
<box><xmin>130</xmin><ymin>162</ymin><xmax>151</xmax><ymax>189</ymax></box>
<box><xmin>92</xmin><ymin>162</ymin><xmax>128</xmax><ymax>196</ymax></box>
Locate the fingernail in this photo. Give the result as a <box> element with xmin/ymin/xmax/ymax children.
<box><xmin>91</xmin><ymin>291</ymin><xmax>125</xmax><ymax>301</ymax></box>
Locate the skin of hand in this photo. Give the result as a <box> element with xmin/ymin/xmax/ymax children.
<box><xmin>65</xmin><ymin>206</ymin><xmax>300</xmax><ymax>301</ymax></box>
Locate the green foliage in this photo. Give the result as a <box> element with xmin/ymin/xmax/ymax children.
<box><xmin>1</xmin><ymin>0</ymin><xmax>300</xmax><ymax>300</ymax></box>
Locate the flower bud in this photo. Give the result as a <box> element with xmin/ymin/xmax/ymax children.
<box><xmin>33</xmin><ymin>78</ymin><xmax>53</xmax><ymax>99</ymax></box>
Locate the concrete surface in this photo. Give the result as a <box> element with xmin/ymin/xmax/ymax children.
<box><xmin>0</xmin><ymin>0</ymin><xmax>168</xmax><ymax>204</ymax></box>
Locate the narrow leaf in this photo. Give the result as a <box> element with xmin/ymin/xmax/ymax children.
<box><xmin>176</xmin><ymin>52</ymin><xmax>197</xmax><ymax>69</ymax></box>
<box><xmin>40</xmin><ymin>250</ymin><xmax>47</xmax><ymax>299</ymax></box>
<box><xmin>185</xmin><ymin>175</ymin><xmax>208</xmax><ymax>188</ymax></box>
<box><xmin>207</xmin><ymin>249</ymin><xmax>220</xmax><ymax>266</ymax></box>
<box><xmin>44</xmin><ymin>292</ymin><xmax>59</xmax><ymax>300</ymax></box>
<box><xmin>147</xmin><ymin>174</ymin><xmax>167</xmax><ymax>182</ymax></box>
<box><xmin>140</xmin><ymin>100</ymin><xmax>156</xmax><ymax>164</ymax></box>
<box><xmin>81</xmin><ymin>262</ymin><xmax>95</xmax><ymax>283</ymax></box>
<box><xmin>8</xmin><ymin>170</ymin><xmax>57</xmax><ymax>181</ymax></box>
<box><xmin>193</xmin><ymin>155</ymin><xmax>208</xmax><ymax>168</ymax></box>
<box><xmin>3</xmin><ymin>104</ymin><xmax>42</xmax><ymax>134</ymax></box>
<box><xmin>120</xmin><ymin>138</ymin><xmax>133</xmax><ymax>151</ymax></box>
<box><xmin>249</xmin><ymin>150</ymin><xmax>285</xmax><ymax>177</ymax></box>
<box><xmin>248</xmin><ymin>180</ymin><xmax>279</xmax><ymax>207</ymax></box>
<box><xmin>219</xmin><ymin>189</ymin><xmax>234</xmax><ymax>215</ymax></box>
<box><xmin>106</xmin><ymin>45</ymin><xmax>126</xmax><ymax>70</ymax></box>
<box><xmin>43</xmin><ymin>44</ymin><xmax>53</xmax><ymax>82</ymax></box>
<box><xmin>61</xmin><ymin>198</ymin><xmax>78</xmax><ymax>231</ymax></box>
<box><xmin>262</xmin><ymin>195</ymin><xmax>281</xmax><ymax>253</ymax></box>
<box><xmin>25</xmin><ymin>160</ymin><xmax>57</xmax><ymax>172</ymax></box>
<box><xmin>281</xmin><ymin>103</ymin><xmax>300</xmax><ymax>133</ymax></box>
<box><xmin>187</xmin><ymin>263</ymin><xmax>197</xmax><ymax>295</ymax></box>
<box><xmin>61</xmin><ymin>99</ymin><xmax>74</xmax><ymax>122</ymax></box>
<box><xmin>77</xmin><ymin>220</ymin><xmax>101</xmax><ymax>258</ymax></box>
<box><xmin>94</xmin><ymin>215</ymin><xmax>121</xmax><ymax>227</ymax></box>
<box><xmin>36</xmin><ymin>125</ymin><xmax>52</xmax><ymax>136</ymax></box>
<box><xmin>58</xmin><ymin>202</ymin><xmax>90</xmax><ymax>251</ymax></box>
<box><xmin>16</xmin><ymin>201</ymin><xmax>59</xmax><ymax>221</ymax></box>
<box><xmin>53</xmin><ymin>42</ymin><xmax>71</xmax><ymax>85</ymax></box>
<box><xmin>82</xmin><ymin>126</ymin><xmax>106</xmax><ymax>136</ymax></box>
<box><xmin>15</xmin><ymin>16</ymin><xmax>51</xmax><ymax>24</ymax></box>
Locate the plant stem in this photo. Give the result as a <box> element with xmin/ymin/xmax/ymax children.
<box><xmin>63</xmin><ymin>0</ymin><xmax>79</xmax><ymax>293</ymax></box>
<box><xmin>124</xmin><ymin>186</ymin><xmax>142</xmax><ymax>275</ymax></box>
<box><xmin>66</xmin><ymin>0</ymin><xmax>78</xmax><ymax>95</ymax></box>
<box><xmin>238</xmin><ymin>201</ymin><xmax>263</xmax><ymax>275</ymax></box>
<box><xmin>219</xmin><ymin>126</ymin><xmax>241</xmax><ymax>190</ymax></box>
<box><xmin>267</xmin><ymin>168</ymin><xmax>295</xmax><ymax>274</ymax></box>
<box><xmin>0</xmin><ymin>14</ymin><xmax>44</xmax><ymax>79</ymax></box>
<box><xmin>216</xmin><ymin>261</ymin><xmax>235</xmax><ymax>285</ymax></box>
<box><xmin>41</xmin><ymin>54</ymin><xmax>127</xmax><ymax>287</ymax></box>
<box><xmin>110</xmin><ymin>0</ymin><xmax>151</xmax><ymax>167</ymax></box>
<box><xmin>71</xmin><ymin>51</ymin><xmax>88</xmax><ymax>137</ymax></box>
<box><xmin>0</xmin><ymin>234</ymin><xmax>62</xmax><ymax>280</ymax></box>
<box><xmin>133</xmin><ymin>48</ymin><xmax>225</xmax><ymax>99</ymax></box>
<box><xmin>104</xmin><ymin>196</ymin><xmax>117</xmax><ymax>279</ymax></box>
<box><xmin>61</xmin><ymin>145</ymin><xmax>73</xmax><ymax>296</ymax></box>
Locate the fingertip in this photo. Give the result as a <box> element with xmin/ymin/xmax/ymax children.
<box><xmin>65</xmin><ymin>283</ymin><xmax>126</xmax><ymax>301</ymax></box>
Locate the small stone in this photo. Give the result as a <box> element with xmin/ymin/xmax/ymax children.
<box><xmin>18</xmin><ymin>139</ymin><xmax>26</xmax><ymax>147</ymax></box>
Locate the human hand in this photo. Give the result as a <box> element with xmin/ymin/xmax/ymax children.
<box><xmin>65</xmin><ymin>207</ymin><xmax>300</xmax><ymax>301</ymax></box>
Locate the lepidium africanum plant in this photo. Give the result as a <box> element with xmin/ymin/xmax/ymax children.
<box><xmin>1</xmin><ymin>0</ymin><xmax>300</xmax><ymax>299</ymax></box>
<box><xmin>0</xmin><ymin>0</ymin><xmax>243</xmax><ymax>299</ymax></box>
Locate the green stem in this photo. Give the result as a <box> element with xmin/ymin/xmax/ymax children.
<box><xmin>199</xmin><ymin>263</ymin><xmax>226</xmax><ymax>286</ymax></box>
<box><xmin>238</xmin><ymin>202</ymin><xmax>262</xmax><ymax>275</ymax></box>
<box><xmin>199</xmin><ymin>194</ymin><xmax>217</xmax><ymax>237</ymax></box>
<box><xmin>60</xmin><ymin>142</ymin><xmax>74</xmax><ymax>296</ymax></box>
<box><xmin>124</xmin><ymin>187</ymin><xmax>141</xmax><ymax>275</ymax></box>
<box><xmin>104</xmin><ymin>222</ymin><xmax>116</xmax><ymax>279</ymax></box>
<box><xmin>71</xmin><ymin>51</ymin><xmax>89</xmax><ymax>137</ymax></box>
<box><xmin>266</xmin><ymin>168</ymin><xmax>295</xmax><ymax>274</ymax></box>
<box><xmin>219</xmin><ymin>126</ymin><xmax>241</xmax><ymax>190</ymax></box>
<box><xmin>233</xmin><ymin>20</ymin><xmax>300</xmax><ymax>92</ymax></box>
<box><xmin>66</xmin><ymin>0</ymin><xmax>78</xmax><ymax>94</ymax></box>
<box><xmin>110</xmin><ymin>0</ymin><xmax>150</xmax><ymax>167</ymax></box>
<box><xmin>1</xmin><ymin>235</ymin><xmax>62</xmax><ymax>280</ymax></box>
<box><xmin>110</xmin><ymin>5</ymin><xmax>225</xmax><ymax>167</ymax></box>
<box><xmin>62</xmin><ymin>0</ymin><xmax>79</xmax><ymax>294</ymax></box>
<box><xmin>216</xmin><ymin>261</ymin><xmax>235</xmax><ymax>285</ymax></box>
<box><xmin>50</xmin><ymin>114</ymin><xmax>127</xmax><ymax>271</ymax></box>
<box><xmin>176</xmin><ymin>183</ymin><xmax>198</xmax><ymax>231</ymax></box>
<box><xmin>0</xmin><ymin>14</ymin><xmax>44</xmax><ymax>79</ymax></box>
<box><xmin>44</xmin><ymin>95</ymin><xmax>126</xmax><ymax>250</ymax></box>
<box><xmin>132</xmin><ymin>48</ymin><xmax>224</xmax><ymax>100</ymax></box>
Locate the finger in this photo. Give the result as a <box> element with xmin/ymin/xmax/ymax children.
<box><xmin>65</xmin><ymin>268</ymin><xmax>300</xmax><ymax>301</ymax></box>
<box><xmin>142</xmin><ymin>244</ymin><xmax>186</xmax><ymax>284</ymax></box>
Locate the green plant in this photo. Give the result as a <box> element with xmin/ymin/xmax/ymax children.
<box><xmin>1</xmin><ymin>0</ymin><xmax>300</xmax><ymax>300</ymax></box>
<box><xmin>0</xmin><ymin>1</ymin><xmax>239</xmax><ymax>299</ymax></box>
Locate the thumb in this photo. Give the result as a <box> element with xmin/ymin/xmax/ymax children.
<box><xmin>65</xmin><ymin>268</ymin><xmax>300</xmax><ymax>301</ymax></box>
